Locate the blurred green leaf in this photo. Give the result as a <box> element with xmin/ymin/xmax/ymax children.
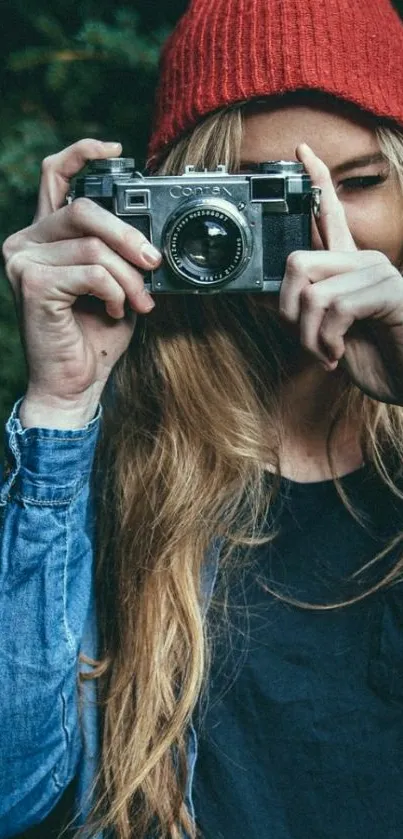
<box><xmin>0</xmin><ymin>118</ymin><xmax>60</xmax><ymax>198</ymax></box>
<box><xmin>32</xmin><ymin>13</ymin><xmax>71</xmax><ymax>43</ymax></box>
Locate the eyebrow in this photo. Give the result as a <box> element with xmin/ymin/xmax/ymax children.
<box><xmin>331</xmin><ymin>152</ymin><xmax>387</xmax><ymax>175</ymax></box>
<box><xmin>239</xmin><ymin>152</ymin><xmax>387</xmax><ymax>174</ymax></box>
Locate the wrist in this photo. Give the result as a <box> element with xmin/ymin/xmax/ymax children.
<box><xmin>19</xmin><ymin>391</ymin><xmax>101</xmax><ymax>430</ymax></box>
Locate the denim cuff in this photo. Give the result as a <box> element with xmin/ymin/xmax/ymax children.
<box><xmin>1</xmin><ymin>398</ymin><xmax>102</xmax><ymax>505</ymax></box>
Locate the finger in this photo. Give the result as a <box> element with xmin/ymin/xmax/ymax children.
<box><xmin>20</xmin><ymin>263</ymin><xmax>150</xmax><ymax>320</ymax></box>
<box><xmin>296</xmin><ymin>143</ymin><xmax>356</xmax><ymax>253</ymax></box>
<box><xmin>26</xmin><ymin>198</ymin><xmax>162</xmax><ymax>272</ymax></box>
<box><xmin>34</xmin><ymin>139</ymin><xmax>122</xmax><ymax>221</ymax></box>
<box><xmin>319</xmin><ymin>272</ymin><xmax>403</xmax><ymax>359</ymax></box>
<box><xmin>17</xmin><ymin>239</ymin><xmax>155</xmax><ymax>313</ymax></box>
<box><xmin>299</xmin><ymin>263</ymin><xmax>397</xmax><ymax>363</ymax></box>
<box><xmin>280</xmin><ymin>250</ymin><xmax>387</xmax><ymax>323</ymax></box>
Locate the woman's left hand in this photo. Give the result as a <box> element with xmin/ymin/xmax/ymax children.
<box><xmin>279</xmin><ymin>142</ymin><xmax>403</xmax><ymax>405</ymax></box>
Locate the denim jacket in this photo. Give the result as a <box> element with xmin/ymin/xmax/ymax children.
<box><xmin>0</xmin><ymin>399</ymin><xmax>221</xmax><ymax>839</ymax></box>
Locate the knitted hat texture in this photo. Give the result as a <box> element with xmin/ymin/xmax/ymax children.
<box><xmin>148</xmin><ymin>0</ymin><xmax>403</xmax><ymax>165</ymax></box>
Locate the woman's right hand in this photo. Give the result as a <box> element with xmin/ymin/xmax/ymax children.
<box><xmin>2</xmin><ymin>138</ymin><xmax>162</xmax><ymax>427</ymax></box>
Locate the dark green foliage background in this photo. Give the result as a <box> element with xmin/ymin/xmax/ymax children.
<box><xmin>0</xmin><ymin>0</ymin><xmax>187</xmax><ymax>451</ymax></box>
<box><xmin>1</xmin><ymin>0</ymin><xmax>402</xmax><ymax>454</ymax></box>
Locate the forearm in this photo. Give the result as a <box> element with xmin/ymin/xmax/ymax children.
<box><xmin>0</xmin><ymin>398</ymin><xmax>101</xmax><ymax>836</ymax></box>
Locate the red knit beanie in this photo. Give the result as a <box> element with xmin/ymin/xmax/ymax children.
<box><xmin>148</xmin><ymin>0</ymin><xmax>403</xmax><ymax>166</ymax></box>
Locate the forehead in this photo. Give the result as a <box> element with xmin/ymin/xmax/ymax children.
<box><xmin>240</xmin><ymin>104</ymin><xmax>380</xmax><ymax>167</ymax></box>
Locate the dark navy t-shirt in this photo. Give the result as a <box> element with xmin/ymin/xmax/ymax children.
<box><xmin>192</xmin><ymin>463</ymin><xmax>403</xmax><ymax>839</ymax></box>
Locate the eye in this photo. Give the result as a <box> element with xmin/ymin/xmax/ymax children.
<box><xmin>338</xmin><ymin>173</ymin><xmax>388</xmax><ymax>192</ymax></box>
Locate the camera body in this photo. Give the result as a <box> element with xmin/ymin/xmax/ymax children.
<box><xmin>72</xmin><ymin>158</ymin><xmax>319</xmax><ymax>294</ymax></box>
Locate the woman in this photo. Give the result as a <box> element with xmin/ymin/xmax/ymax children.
<box><xmin>1</xmin><ymin>0</ymin><xmax>403</xmax><ymax>836</ymax></box>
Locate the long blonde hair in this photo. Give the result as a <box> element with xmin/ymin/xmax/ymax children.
<box><xmin>79</xmin><ymin>99</ymin><xmax>403</xmax><ymax>839</ymax></box>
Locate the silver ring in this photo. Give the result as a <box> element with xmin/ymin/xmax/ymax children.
<box><xmin>311</xmin><ymin>186</ymin><xmax>322</xmax><ymax>219</ymax></box>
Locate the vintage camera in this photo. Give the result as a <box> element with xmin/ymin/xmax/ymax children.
<box><xmin>71</xmin><ymin>158</ymin><xmax>320</xmax><ymax>294</ymax></box>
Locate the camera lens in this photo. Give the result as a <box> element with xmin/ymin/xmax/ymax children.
<box><xmin>163</xmin><ymin>201</ymin><xmax>251</xmax><ymax>287</ymax></box>
<box><xmin>179</xmin><ymin>217</ymin><xmax>237</xmax><ymax>271</ymax></box>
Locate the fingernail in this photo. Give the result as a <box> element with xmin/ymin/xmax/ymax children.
<box><xmin>103</xmin><ymin>141</ymin><xmax>122</xmax><ymax>148</ymax></box>
<box><xmin>140</xmin><ymin>290</ymin><xmax>155</xmax><ymax>311</ymax></box>
<box><xmin>140</xmin><ymin>243</ymin><xmax>162</xmax><ymax>267</ymax></box>
<box><xmin>321</xmin><ymin>359</ymin><xmax>338</xmax><ymax>372</ymax></box>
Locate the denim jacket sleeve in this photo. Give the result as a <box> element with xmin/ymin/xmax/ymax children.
<box><xmin>0</xmin><ymin>398</ymin><xmax>102</xmax><ymax>839</ymax></box>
